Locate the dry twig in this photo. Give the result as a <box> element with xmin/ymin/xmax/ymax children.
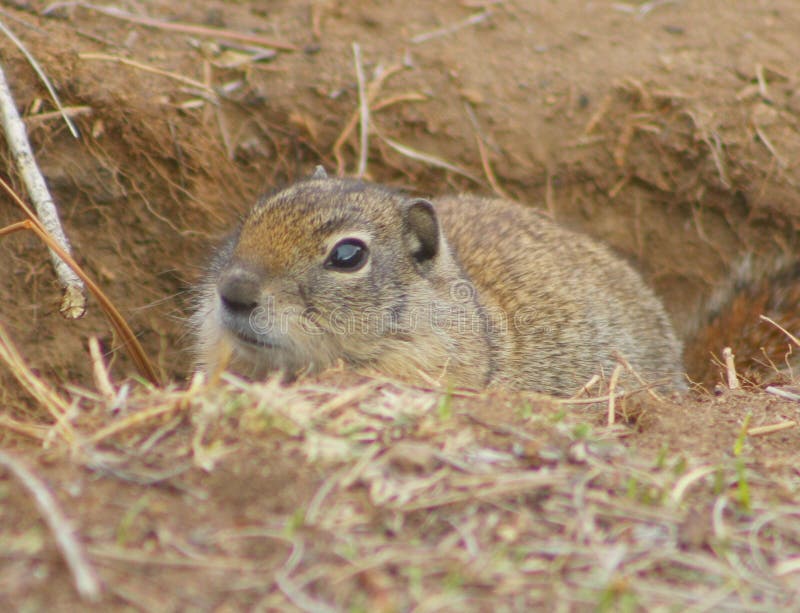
<box><xmin>0</xmin><ymin>182</ymin><xmax>160</xmax><ymax>385</ymax></box>
<box><xmin>0</xmin><ymin>20</ymin><xmax>78</xmax><ymax>137</ymax></box>
<box><xmin>760</xmin><ymin>315</ymin><xmax>800</xmax><ymax>348</ymax></box>
<box><xmin>614</xmin><ymin>351</ymin><xmax>666</xmax><ymax>402</ymax></box>
<box><xmin>0</xmin><ymin>450</ymin><xmax>101</xmax><ymax>601</ymax></box>
<box><xmin>755</xmin><ymin>64</ymin><xmax>770</xmax><ymax>101</ymax></box>
<box><xmin>572</xmin><ymin>374</ymin><xmax>600</xmax><ymax>398</ymax></box>
<box><xmin>352</xmin><ymin>43</ymin><xmax>369</xmax><ymax>178</ymax></box>
<box><xmin>379</xmin><ymin>135</ymin><xmax>481</xmax><ymax>183</ymax></box>
<box><xmin>747</xmin><ymin>421</ymin><xmax>797</xmax><ymax>436</ymax></box>
<box><xmin>89</xmin><ymin>336</ymin><xmax>116</xmax><ymax>403</ymax></box>
<box><xmin>764</xmin><ymin>386</ymin><xmax>800</xmax><ymax>402</ymax></box>
<box><xmin>723</xmin><ymin>347</ymin><xmax>740</xmax><ymax>390</ymax></box>
<box><xmin>0</xmin><ymin>322</ymin><xmax>76</xmax><ymax>444</ymax></box>
<box><xmin>0</xmin><ymin>62</ymin><xmax>86</xmax><ymax>317</ymax></box>
<box><xmin>332</xmin><ymin>63</ymin><xmax>404</xmax><ymax>176</ymax></box>
<box><xmin>464</xmin><ymin>102</ymin><xmax>511</xmax><ymax>200</ymax></box>
<box><xmin>45</xmin><ymin>3</ymin><xmax>298</xmax><ymax>51</ymax></box>
<box><xmin>753</xmin><ymin>121</ymin><xmax>787</xmax><ymax>168</ymax></box>
<box><xmin>87</xmin><ymin>397</ymin><xmax>189</xmax><ymax>444</ymax></box>
<box><xmin>607</xmin><ymin>363</ymin><xmax>623</xmax><ymax>425</ymax></box>
<box><xmin>0</xmin><ymin>415</ymin><xmax>49</xmax><ymax>440</ymax></box>
<box><xmin>79</xmin><ymin>53</ymin><xmax>218</xmax><ymax>101</ymax></box>
<box><xmin>410</xmin><ymin>11</ymin><xmax>491</xmax><ymax>44</ymax></box>
<box><xmin>24</xmin><ymin>105</ymin><xmax>92</xmax><ymax>126</ymax></box>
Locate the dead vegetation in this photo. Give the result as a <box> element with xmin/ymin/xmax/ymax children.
<box><xmin>1</xmin><ymin>0</ymin><xmax>800</xmax><ymax>610</ymax></box>
<box><xmin>2</xmin><ymin>321</ymin><xmax>799</xmax><ymax>609</ymax></box>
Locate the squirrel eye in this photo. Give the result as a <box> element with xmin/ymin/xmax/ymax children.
<box><xmin>324</xmin><ymin>238</ymin><xmax>368</xmax><ymax>271</ymax></box>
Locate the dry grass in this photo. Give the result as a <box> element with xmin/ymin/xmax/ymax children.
<box><xmin>2</xmin><ymin>316</ymin><xmax>799</xmax><ymax>609</ymax></box>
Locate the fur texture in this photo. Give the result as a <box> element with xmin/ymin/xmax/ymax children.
<box><xmin>191</xmin><ymin>172</ymin><xmax>685</xmax><ymax>395</ymax></box>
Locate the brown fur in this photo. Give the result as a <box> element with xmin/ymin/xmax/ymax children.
<box><xmin>192</xmin><ymin>170</ymin><xmax>685</xmax><ymax>395</ymax></box>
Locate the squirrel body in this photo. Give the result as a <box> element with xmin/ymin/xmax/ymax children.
<box><xmin>192</xmin><ymin>168</ymin><xmax>685</xmax><ymax>395</ymax></box>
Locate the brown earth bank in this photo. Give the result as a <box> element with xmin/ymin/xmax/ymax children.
<box><xmin>0</xmin><ymin>0</ymin><xmax>798</xmax><ymax>610</ymax></box>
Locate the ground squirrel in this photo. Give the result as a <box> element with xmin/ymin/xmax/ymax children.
<box><xmin>192</xmin><ymin>167</ymin><xmax>685</xmax><ymax>395</ymax></box>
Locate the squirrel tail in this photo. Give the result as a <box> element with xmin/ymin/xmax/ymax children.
<box><xmin>684</xmin><ymin>254</ymin><xmax>800</xmax><ymax>388</ymax></box>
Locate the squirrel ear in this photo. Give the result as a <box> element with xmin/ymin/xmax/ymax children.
<box><xmin>310</xmin><ymin>165</ymin><xmax>328</xmax><ymax>179</ymax></box>
<box><xmin>403</xmin><ymin>198</ymin><xmax>439</xmax><ymax>264</ymax></box>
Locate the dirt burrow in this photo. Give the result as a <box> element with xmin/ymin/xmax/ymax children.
<box><xmin>0</xmin><ymin>0</ymin><xmax>798</xmax><ymax>394</ymax></box>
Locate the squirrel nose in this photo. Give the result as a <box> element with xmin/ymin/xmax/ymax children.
<box><xmin>218</xmin><ymin>268</ymin><xmax>260</xmax><ymax>316</ymax></box>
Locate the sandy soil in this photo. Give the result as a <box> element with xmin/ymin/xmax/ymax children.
<box><xmin>0</xmin><ymin>1</ymin><xmax>798</xmax><ymax>610</ymax></box>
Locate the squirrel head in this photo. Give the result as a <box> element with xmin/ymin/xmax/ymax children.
<box><xmin>194</xmin><ymin>167</ymin><xmax>452</xmax><ymax>377</ymax></box>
